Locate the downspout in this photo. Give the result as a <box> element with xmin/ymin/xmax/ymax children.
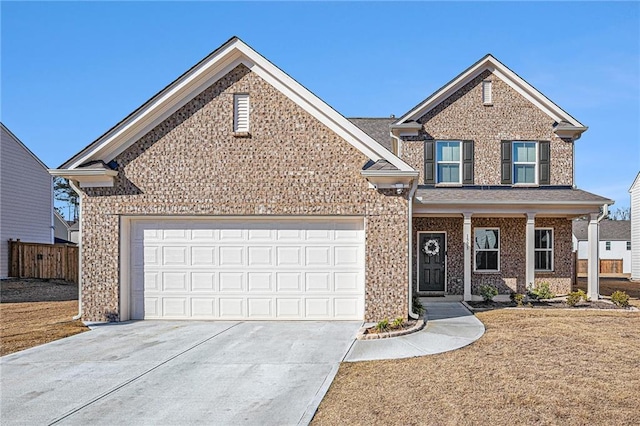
<box><xmin>407</xmin><ymin>178</ymin><xmax>419</xmax><ymax>319</ymax></box>
<box><xmin>68</xmin><ymin>180</ymin><xmax>83</xmax><ymax>321</ymax></box>
<box><xmin>598</xmin><ymin>203</ymin><xmax>608</xmax><ymax>222</ymax></box>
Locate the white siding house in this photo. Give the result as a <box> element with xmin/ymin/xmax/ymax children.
<box><xmin>574</xmin><ymin>219</ymin><xmax>631</xmax><ymax>275</ymax></box>
<box><xmin>631</xmin><ymin>172</ymin><xmax>640</xmax><ymax>281</ymax></box>
<box><xmin>0</xmin><ymin>123</ymin><xmax>53</xmax><ymax>278</ymax></box>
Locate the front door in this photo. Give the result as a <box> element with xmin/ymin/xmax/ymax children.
<box><xmin>418</xmin><ymin>232</ymin><xmax>446</xmax><ymax>292</ymax></box>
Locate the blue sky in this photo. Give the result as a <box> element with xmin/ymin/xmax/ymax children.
<box><xmin>2</xmin><ymin>1</ymin><xmax>639</xmax><ymax>211</ymax></box>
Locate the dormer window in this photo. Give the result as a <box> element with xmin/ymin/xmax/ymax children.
<box><xmin>482</xmin><ymin>80</ymin><xmax>492</xmax><ymax>105</ymax></box>
<box><xmin>233</xmin><ymin>94</ymin><xmax>250</xmax><ymax>133</ymax></box>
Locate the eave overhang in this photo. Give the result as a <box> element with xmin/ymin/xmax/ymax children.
<box><xmin>49</xmin><ymin>168</ymin><xmax>118</xmax><ymax>188</ymax></box>
<box><xmin>360</xmin><ymin>170</ymin><xmax>419</xmax><ymax>190</ymax></box>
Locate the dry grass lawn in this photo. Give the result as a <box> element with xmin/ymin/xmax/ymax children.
<box><xmin>0</xmin><ymin>280</ymin><xmax>88</xmax><ymax>356</ymax></box>
<box><xmin>313</xmin><ymin>309</ymin><xmax>640</xmax><ymax>426</ymax></box>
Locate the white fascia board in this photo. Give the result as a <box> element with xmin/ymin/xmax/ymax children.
<box><xmin>360</xmin><ymin>170</ymin><xmax>419</xmax><ymax>189</ymax></box>
<box><xmin>63</xmin><ymin>38</ymin><xmax>414</xmax><ymax>173</ymax></box>
<box><xmin>413</xmin><ymin>204</ymin><xmax>604</xmax><ymax>216</ymax></box>
<box><xmin>49</xmin><ymin>168</ymin><xmax>118</xmax><ymax>188</ymax></box>
<box><xmin>415</xmin><ymin>198</ymin><xmax>612</xmax><ymax>207</ymax></box>
<box><xmin>396</xmin><ymin>55</ymin><xmax>584</xmax><ymax>128</ymax></box>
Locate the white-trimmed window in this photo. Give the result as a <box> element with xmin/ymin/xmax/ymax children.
<box><xmin>627</xmin><ymin>241</ymin><xmax>632</xmax><ymax>251</ymax></box>
<box><xmin>605</xmin><ymin>241</ymin><xmax>611</xmax><ymax>251</ymax></box>
<box><xmin>513</xmin><ymin>141</ymin><xmax>537</xmax><ymax>184</ymax></box>
<box><xmin>535</xmin><ymin>228</ymin><xmax>553</xmax><ymax>271</ymax></box>
<box><xmin>436</xmin><ymin>141</ymin><xmax>462</xmax><ymax>184</ymax></box>
<box><xmin>233</xmin><ymin>94</ymin><xmax>249</xmax><ymax>132</ymax></box>
<box><xmin>474</xmin><ymin>228</ymin><xmax>500</xmax><ymax>271</ymax></box>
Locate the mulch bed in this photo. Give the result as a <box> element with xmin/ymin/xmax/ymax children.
<box><xmin>466</xmin><ymin>299</ymin><xmax>632</xmax><ymax>311</ymax></box>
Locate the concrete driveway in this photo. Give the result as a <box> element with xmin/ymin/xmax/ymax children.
<box><xmin>0</xmin><ymin>321</ymin><xmax>360</xmax><ymax>425</ymax></box>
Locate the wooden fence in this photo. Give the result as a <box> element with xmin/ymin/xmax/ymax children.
<box><xmin>576</xmin><ymin>258</ymin><xmax>625</xmax><ymax>277</ymax></box>
<box><xmin>8</xmin><ymin>239</ymin><xmax>78</xmax><ymax>283</ymax></box>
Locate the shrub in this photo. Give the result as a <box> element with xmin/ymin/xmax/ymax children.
<box><xmin>514</xmin><ymin>293</ymin><xmax>525</xmax><ymax>307</ymax></box>
<box><xmin>479</xmin><ymin>284</ymin><xmax>499</xmax><ymax>302</ymax></box>
<box><xmin>530</xmin><ymin>282</ymin><xmax>555</xmax><ymax>300</ymax></box>
<box><xmin>412</xmin><ymin>295</ymin><xmax>425</xmax><ymax>315</ymax></box>
<box><xmin>566</xmin><ymin>289</ymin><xmax>589</xmax><ymax>307</ymax></box>
<box><xmin>375</xmin><ymin>318</ymin><xmax>390</xmax><ymax>332</ymax></box>
<box><xmin>391</xmin><ymin>317</ymin><xmax>405</xmax><ymax>329</ymax></box>
<box><xmin>611</xmin><ymin>291</ymin><xmax>630</xmax><ymax>308</ymax></box>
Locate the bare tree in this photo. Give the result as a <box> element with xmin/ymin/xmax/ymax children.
<box><xmin>608</xmin><ymin>207</ymin><xmax>631</xmax><ymax>221</ymax></box>
<box><xmin>54</xmin><ymin>177</ymin><xmax>79</xmax><ymax>221</ymax></box>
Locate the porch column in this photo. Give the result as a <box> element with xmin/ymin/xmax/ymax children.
<box><xmin>587</xmin><ymin>212</ymin><xmax>600</xmax><ymax>300</ymax></box>
<box><xmin>463</xmin><ymin>212</ymin><xmax>472</xmax><ymax>301</ymax></box>
<box><xmin>525</xmin><ymin>212</ymin><xmax>536</xmax><ymax>291</ymax></box>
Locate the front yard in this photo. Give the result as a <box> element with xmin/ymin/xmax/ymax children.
<box><xmin>0</xmin><ymin>279</ymin><xmax>88</xmax><ymax>356</ymax></box>
<box><xmin>313</xmin><ymin>308</ymin><xmax>640</xmax><ymax>426</ymax></box>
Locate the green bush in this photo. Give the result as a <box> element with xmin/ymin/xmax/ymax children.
<box><xmin>530</xmin><ymin>282</ymin><xmax>555</xmax><ymax>300</ymax></box>
<box><xmin>566</xmin><ymin>289</ymin><xmax>589</xmax><ymax>307</ymax></box>
<box><xmin>375</xmin><ymin>318</ymin><xmax>390</xmax><ymax>332</ymax></box>
<box><xmin>391</xmin><ymin>317</ymin><xmax>405</xmax><ymax>329</ymax></box>
<box><xmin>514</xmin><ymin>293</ymin><xmax>525</xmax><ymax>307</ymax></box>
<box><xmin>611</xmin><ymin>290</ymin><xmax>630</xmax><ymax>308</ymax></box>
<box><xmin>479</xmin><ymin>284</ymin><xmax>499</xmax><ymax>302</ymax></box>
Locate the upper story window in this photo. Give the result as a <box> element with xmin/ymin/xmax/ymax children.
<box><xmin>501</xmin><ymin>140</ymin><xmax>550</xmax><ymax>185</ymax></box>
<box><xmin>425</xmin><ymin>140</ymin><xmax>474</xmax><ymax>185</ymax></box>
<box><xmin>437</xmin><ymin>141</ymin><xmax>462</xmax><ymax>183</ymax></box>
<box><xmin>233</xmin><ymin>94</ymin><xmax>250</xmax><ymax>133</ymax></box>
<box><xmin>605</xmin><ymin>241</ymin><xmax>611</xmax><ymax>251</ymax></box>
<box><xmin>474</xmin><ymin>228</ymin><xmax>500</xmax><ymax>272</ymax></box>
<box><xmin>513</xmin><ymin>141</ymin><xmax>537</xmax><ymax>184</ymax></box>
<box><xmin>627</xmin><ymin>241</ymin><xmax>632</xmax><ymax>251</ymax></box>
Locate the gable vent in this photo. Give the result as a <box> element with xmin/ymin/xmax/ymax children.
<box><xmin>234</xmin><ymin>94</ymin><xmax>250</xmax><ymax>132</ymax></box>
<box><xmin>482</xmin><ymin>80</ymin><xmax>492</xmax><ymax>105</ymax></box>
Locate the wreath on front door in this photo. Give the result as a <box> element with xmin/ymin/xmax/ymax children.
<box><xmin>423</xmin><ymin>239</ymin><xmax>440</xmax><ymax>256</ymax></box>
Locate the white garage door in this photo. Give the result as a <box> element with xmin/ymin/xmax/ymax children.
<box><xmin>130</xmin><ymin>218</ymin><xmax>365</xmax><ymax>320</ymax></box>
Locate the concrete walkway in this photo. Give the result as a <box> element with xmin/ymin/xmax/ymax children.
<box><xmin>344</xmin><ymin>302</ymin><xmax>484</xmax><ymax>362</ymax></box>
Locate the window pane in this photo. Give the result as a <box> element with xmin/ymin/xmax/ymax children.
<box><xmin>535</xmin><ymin>251</ymin><xmax>552</xmax><ymax>271</ymax></box>
<box><xmin>514</xmin><ymin>164</ymin><xmax>535</xmax><ymax>183</ymax></box>
<box><xmin>535</xmin><ymin>230</ymin><xmax>552</xmax><ymax>249</ymax></box>
<box><xmin>476</xmin><ymin>251</ymin><xmax>498</xmax><ymax>270</ymax></box>
<box><xmin>513</xmin><ymin>142</ymin><xmax>536</xmax><ymax>162</ymax></box>
<box><xmin>475</xmin><ymin>229</ymin><xmax>498</xmax><ymax>249</ymax></box>
<box><xmin>438</xmin><ymin>164</ymin><xmax>460</xmax><ymax>183</ymax></box>
<box><xmin>437</xmin><ymin>141</ymin><xmax>460</xmax><ymax>162</ymax></box>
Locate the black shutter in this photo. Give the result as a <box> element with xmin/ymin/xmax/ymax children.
<box><xmin>501</xmin><ymin>140</ymin><xmax>512</xmax><ymax>185</ymax></box>
<box><xmin>425</xmin><ymin>140</ymin><xmax>435</xmax><ymax>184</ymax></box>
<box><xmin>462</xmin><ymin>140</ymin><xmax>474</xmax><ymax>184</ymax></box>
<box><xmin>539</xmin><ymin>141</ymin><xmax>550</xmax><ymax>185</ymax></box>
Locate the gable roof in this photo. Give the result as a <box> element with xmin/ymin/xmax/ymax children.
<box><xmin>58</xmin><ymin>37</ymin><xmax>413</xmax><ymax>173</ymax></box>
<box><xmin>1</xmin><ymin>123</ymin><xmax>49</xmax><ymax>171</ymax></box>
<box><xmin>573</xmin><ymin>219</ymin><xmax>630</xmax><ymax>241</ymax></box>
<box><xmin>394</xmin><ymin>54</ymin><xmax>586</xmax><ymax>131</ymax></box>
<box><xmin>630</xmin><ymin>171</ymin><xmax>640</xmax><ymax>192</ymax></box>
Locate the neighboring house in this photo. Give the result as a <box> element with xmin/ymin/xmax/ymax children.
<box><xmin>573</xmin><ymin>219</ymin><xmax>631</xmax><ymax>276</ymax></box>
<box><xmin>0</xmin><ymin>123</ymin><xmax>54</xmax><ymax>278</ymax></box>
<box><xmin>53</xmin><ymin>211</ymin><xmax>78</xmax><ymax>244</ymax></box>
<box><xmin>49</xmin><ymin>37</ymin><xmax>611</xmax><ymax>322</ymax></box>
<box><xmin>631</xmin><ymin>172</ymin><xmax>640</xmax><ymax>281</ymax></box>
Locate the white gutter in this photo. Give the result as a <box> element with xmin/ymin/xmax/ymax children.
<box><xmin>407</xmin><ymin>178</ymin><xmax>420</xmax><ymax>319</ymax></box>
<box><xmin>68</xmin><ymin>180</ymin><xmax>83</xmax><ymax>321</ymax></box>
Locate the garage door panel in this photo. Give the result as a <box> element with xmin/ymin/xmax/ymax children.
<box><xmin>191</xmin><ymin>272</ymin><xmax>215</xmax><ymax>291</ymax></box>
<box><xmin>191</xmin><ymin>247</ymin><xmax>216</xmax><ymax>266</ymax></box>
<box><xmin>219</xmin><ymin>298</ymin><xmax>244</xmax><ymax>318</ymax></box>
<box><xmin>191</xmin><ymin>298</ymin><xmax>216</xmax><ymax>317</ymax></box>
<box><xmin>130</xmin><ymin>219</ymin><xmax>364</xmax><ymax>320</ymax></box>
<box><xmin>248</xmin><ymin>272</ymin><xmax>272</xmax><ymax>292</ymax></box>
<box><xmin>219</xmin><ymin>272</ymin><xmax>244</xmax><ymax>292</ymax></box>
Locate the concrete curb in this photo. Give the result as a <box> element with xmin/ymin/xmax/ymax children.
<box><xmin>355</xmin><ymin>319</ymin><xmax>425</xmax><ymax>340</ymax></box>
